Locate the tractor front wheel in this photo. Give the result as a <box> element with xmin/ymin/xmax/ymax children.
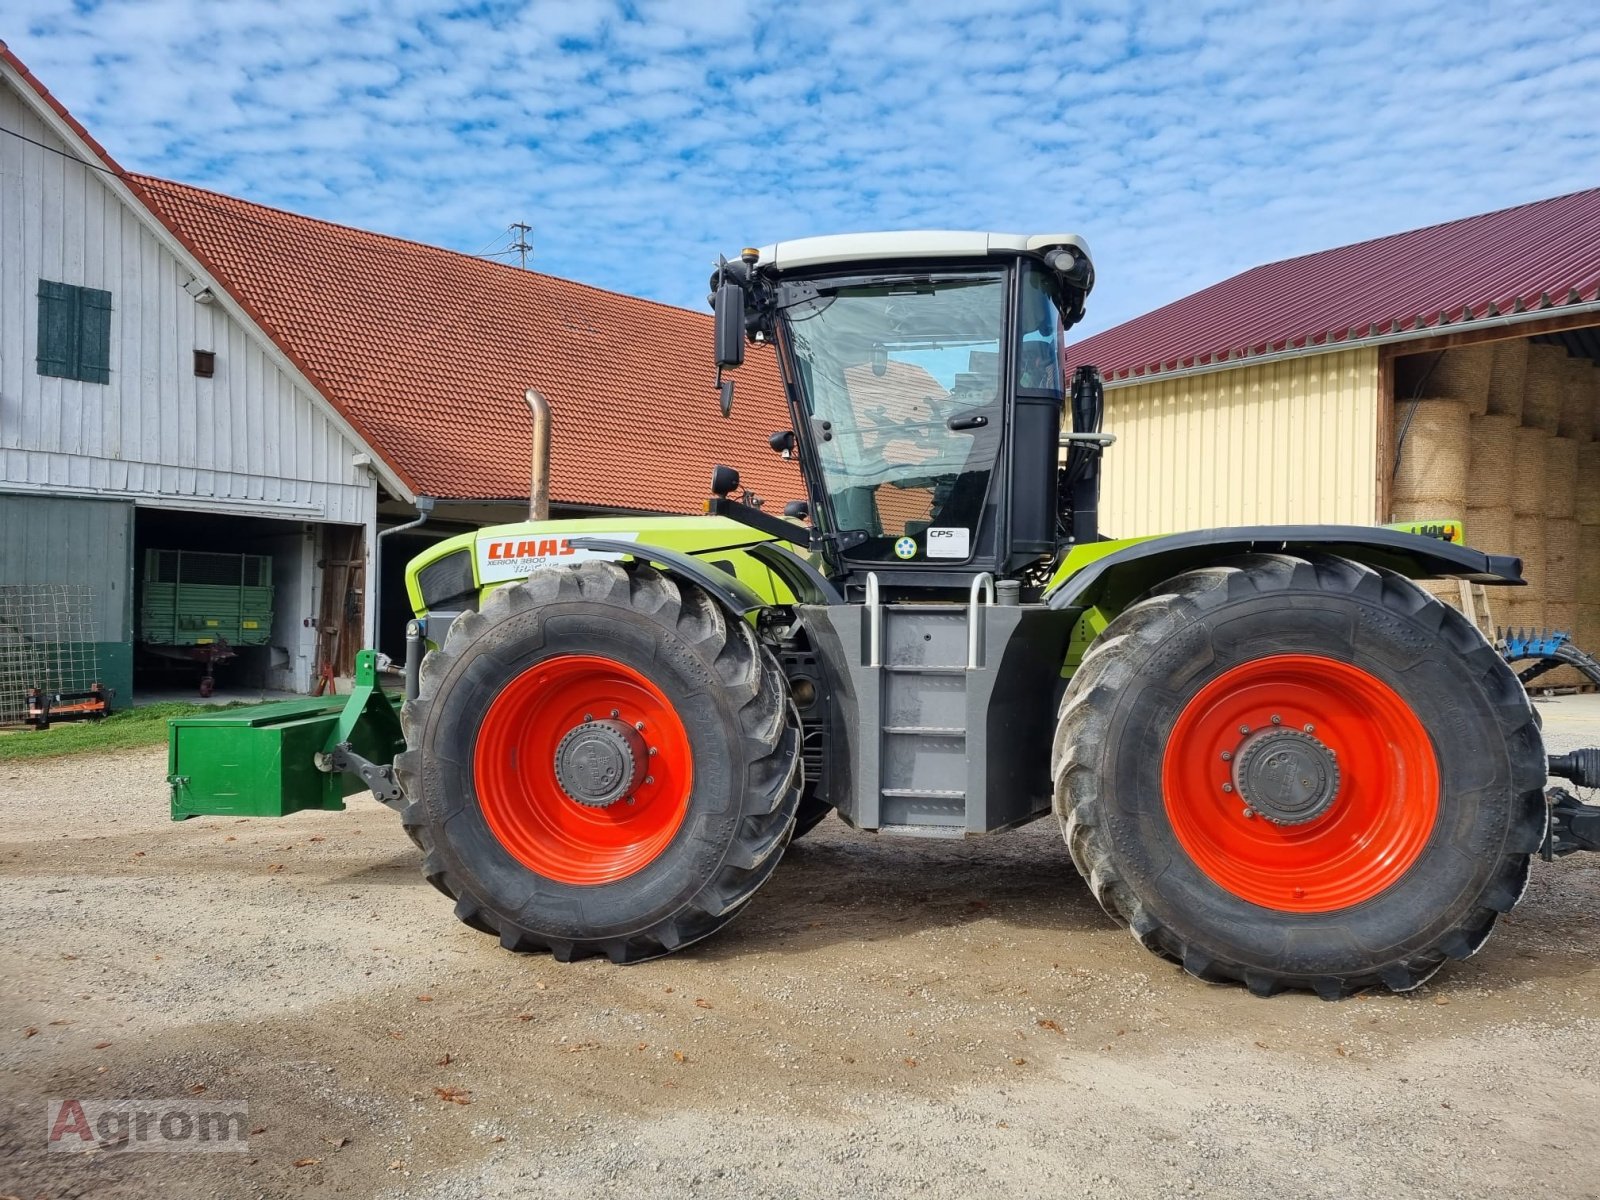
<box><xmin>1052</xmin><ymin>553</ymin><xmax>1546</xmax><ymax>997</ymax></box>
<box><xmin>395</xmin><ymin>562</ymin><xmax>802</xmax><ymax>963</ymax></box>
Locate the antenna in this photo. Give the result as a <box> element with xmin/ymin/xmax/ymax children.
<box><xmin>509</xmin><ymin>222</ymin><xmax>533</xmax><ymax>270</ymax></box>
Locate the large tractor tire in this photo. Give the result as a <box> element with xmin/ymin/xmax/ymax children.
<box><xmin>1052</xmin><ymin>553</ymin><xmax>1546</xmax><ymax>998</ymax></box>
<box><xmin>395</xmin><ymin>561</ymin><xmax>802</xmax><ymax>963</ymax></box>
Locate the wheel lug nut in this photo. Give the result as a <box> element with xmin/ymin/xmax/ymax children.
<box><xmin>1222</xmin><ymin>782</ymin><xmax>1234</xmax><ymax>793</ymax></box>
<box><xmin>1238</xmin><ymin>725</ymin><xmax>1250</xmax><ymax>735</ymax></box>
<box><xmin>611</xmin><ymin>709</ymin><xmax>620</xmax><ymax>718</ymax></box>
<box><xmin>1220</xmin><ymin>751</ymin><xmax>1232</xmax><ymax>762</ymax></box>
<box><xmin>635</xmin><ymin>721</ymin><xmax>646</xmax><ymax>731</ymax></box>
<box><xmin>1270</xmin><ymin>714</ymin><xmax>1282</xmax><ymax>725</ymax></box>
<box><xmin>644</xmin><ymin>775</ymin><xmax>655</xmax><ymax>785</ymax></box>
<box><xmin>584</xmin><ymin>713</ymin><xmax>594</xmax><ymax>722</ymax></box>
<box><xmin>1303</xmin><ymin>723</ymin><xmax>1314</xmax><ymax>733</ymax></box>
<box><xmin>1242</xmin><ymin>807</ymin><xmax>1255</xmax><ymax>819</ymax></box>
<box><xmin>648</xmin><ymin>747</ymin><xmax>658</xmax><ymax>756</ymax></box>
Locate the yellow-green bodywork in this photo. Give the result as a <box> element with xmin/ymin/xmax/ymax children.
<box><xmin>405</xmin><ymin>515</ymin><xmax>799</xmax><ymax>620</ymax></box>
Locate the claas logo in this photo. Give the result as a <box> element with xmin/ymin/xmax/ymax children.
<box><xmin>485</xmin><ymin>538</ymin><xmax>578</xmax><ymax>561</ymax></box>
<box><xmin>1414</xmin><ymin>522</ymin><xmax>1461</xmax><ymax>544</ymax></box>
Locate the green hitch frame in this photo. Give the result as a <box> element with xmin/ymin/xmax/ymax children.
<box><xmin>166</xmin><ymin>649</ymin><xmax>406</xmax><ymax>820</ymax></box>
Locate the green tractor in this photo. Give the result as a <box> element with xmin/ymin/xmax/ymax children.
<box><xmin>169</xmin><ymin>231</ymin><xmax>1600</xmax><ymax>997</ymax></box>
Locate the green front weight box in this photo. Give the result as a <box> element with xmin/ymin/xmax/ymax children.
<box><xmin>167</xmin><ymin>650</ymin><xmax>405</xmax><ymax>820</ymax></box>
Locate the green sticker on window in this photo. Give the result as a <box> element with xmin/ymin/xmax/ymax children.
<box><xmin>893</xmin><ymin>536</ymin><xmax>917</xmax><ymax>560</ymax></box>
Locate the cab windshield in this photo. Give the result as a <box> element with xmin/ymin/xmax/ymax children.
<box><xmin>778</xmin><ymin>273</ymin><xmax>1004</xmax><ymax>563</ymax></box>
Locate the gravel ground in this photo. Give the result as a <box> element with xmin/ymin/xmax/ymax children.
<box><xmin>4</xmin><ymin>695</ymin><xmax>1600</xmax><ymax>1199</ymax></box>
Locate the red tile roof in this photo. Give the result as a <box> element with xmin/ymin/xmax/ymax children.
<box><xmin>1069</xmin><ymin>188</ymin><xmax>1600</xmax><ymax>381</ymax></box>
<box><xmin>130</xmin><ymin>175</ymin><xmax>800</xmax><ymax>509</ymax></box>
<box><xmin>3</xmin><ymin>38</ymin><xmax>799</xmax><ymax>512</ymax></box>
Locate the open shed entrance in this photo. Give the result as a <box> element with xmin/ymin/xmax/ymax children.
<box><xmin>133</xmin><ymin>509</ymin><xmax>365</xmax><ymax>698</ymax></box>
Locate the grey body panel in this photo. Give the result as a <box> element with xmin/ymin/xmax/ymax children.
<box><xmin>797</xmin><ymin>600</ymin><xmax>1073</xmax><ymax>837</ymax></box>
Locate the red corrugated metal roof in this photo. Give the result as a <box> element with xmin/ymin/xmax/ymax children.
<box><xmin>131</xmin><ymin>175</ymin><xmax>800</xmax><ymax>510</ymax></box>
<box><xmin>1068</xmin><ymin>189</ymin><xmax>1600</xmax><ymax>381</ymax></box>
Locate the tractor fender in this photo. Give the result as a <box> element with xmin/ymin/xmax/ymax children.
<box><xmin>1046</xmin><ymin>524</ymin><xmax>1524</xmax><ymax>614</ymax></box>
<box><xmin>564</xmin><ymin>536</ymin><xmax>769</xmax><ymax>617</ymax></box>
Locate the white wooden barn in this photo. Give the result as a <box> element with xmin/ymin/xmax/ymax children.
<box><xmin>0</xmin><ymin>46</ymin><xmax>409</xmax><ymax>704</ymax></box>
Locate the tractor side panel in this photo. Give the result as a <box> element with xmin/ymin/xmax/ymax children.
<box><xmin>406</xmin><ymin>515</ymin><xmax>796</xmax><ymax>620</ymax></box>
<box><xmin>798</xmin><ymin>603</ymin><xmax>1075</xmax><ymax>836</ymax></box>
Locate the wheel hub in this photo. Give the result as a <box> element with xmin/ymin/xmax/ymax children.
<box><xmin>553</xmin><ymin>719</ymin><xmax>647</xmax><ymax>808</ymax></box>
<box><xmin>1232</xmin><ymin>727</ymin><xmax>1341</xmax><ymax>825</ymax></box>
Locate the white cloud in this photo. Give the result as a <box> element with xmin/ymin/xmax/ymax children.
<box><xmin>5</xmin><ymin>0</ymin><xmax>1598</xmax><ymax>336</ymax></box>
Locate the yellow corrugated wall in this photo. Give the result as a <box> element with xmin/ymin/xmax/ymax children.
<box><xmin>1098</xmin><ymin>347</ymin><xmax>1381</xmax><ymax>536</ymax></box>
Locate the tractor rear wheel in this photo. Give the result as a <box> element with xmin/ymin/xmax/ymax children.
<box><xmin>395</xmin><ymin>561</ymin><xmax>802</xmax><ymax>963</ymax></box>
<box><xmin>1052</xmin><ymin>553</ymin><xmax>1546</xmax><ymax>998</ymax></box>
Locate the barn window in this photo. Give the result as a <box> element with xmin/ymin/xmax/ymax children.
<box><xmin>36</xmin><ymin>279</ymin><xmax>112</xmax><ymax>384</ymax></box>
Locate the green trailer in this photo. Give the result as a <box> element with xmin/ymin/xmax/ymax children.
<box><xmin>139</xmin><ymin>549</ymin><xmax>273</xmax><ymax>695</ymax></box>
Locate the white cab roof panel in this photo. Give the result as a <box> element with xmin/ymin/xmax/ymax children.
<box><xmin>752</xmin><ymin>231</ymin><xmax>1091</xmax><ymax>272</ymax></box>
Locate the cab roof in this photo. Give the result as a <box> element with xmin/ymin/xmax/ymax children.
<box><xmin>751</xmin><ymin>231</ymin><xmax>1092</xmax><ymax>274</ymax></box>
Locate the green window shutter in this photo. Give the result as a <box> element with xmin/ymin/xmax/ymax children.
<box><xmin>77</xmin><ymin>286</ymin><xmax>113</xmax><ymax>384</ymax></box>
<box><xmin>34</xmin><ymin>280</ymin><xmax>112</xmax><ymax>384</ymax></box>
<box><xmin>36</xmin><ymin>279</ymin><xmax>77</xmax><ymax>380</ymax></box>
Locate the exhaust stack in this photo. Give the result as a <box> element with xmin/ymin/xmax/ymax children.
<box><xmin>525</xmin><ymin>387</ymin><xmax>551</xmax><ymax>521</ymax></box>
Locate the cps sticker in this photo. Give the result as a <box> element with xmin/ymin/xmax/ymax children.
<box><xmin>893</xmin><ymin>536</ymin><xmax>917</xmax><ymax>560</ymax></box>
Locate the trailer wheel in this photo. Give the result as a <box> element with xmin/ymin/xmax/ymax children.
<box><xmin>1052</xmin><ymin>553</ymin><xmax>1547</xmax><ymax>998</ymax></box>
<box><xmin>395</xmin><ymin>561</ymin><xmax>801</xmax><ymax>963</ymax></box>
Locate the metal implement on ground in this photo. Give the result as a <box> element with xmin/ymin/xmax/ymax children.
<box><xmin>1498</xmin><ymin>626</ymin><xmax>1600</xmax><ymax>689</ymax></box>
<box><xmin>168</xmin><ymin>231</ymin><xmax>1600</xmax><ymax>999</ymax></box>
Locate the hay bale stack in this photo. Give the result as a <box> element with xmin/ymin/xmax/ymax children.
<box><xmin>1579</xmin><ymin>604</ymin><xmax>1600</xmax><ymax>664</ymax></box>
<box><xmin>1501</xmin><ymin>596</ymin><xmax>1545</xmax><ymax>636</ymax></box>
<box><xmin>1543</xmin><ymin>600</ymin><xmax>1587</xmax><ymax>686</ymax></box>
<box><xmin>1392</xmin><ymin>399</ymin><xmax>1469</xmax><ymax>505</ymax></box>
<box><xmin>1511</xmin><ymin>512</ymin><xmax>1547</xmax><ymax>618</ymax></box>
<box><xmin>1522</xmin><ymin>344</ymin><xmax>1566</xmax><ymax>434</ymax></box>
<box><xmin>1547</xmin><ymin>516</ymin><xmax>1581</xmax><ymax>602</ymax></box>
<box><xmin>1419</xmin><ymin>344</ymin><xmax>1493</xmax><ymax>415</ymax></box>
<box><xmin>1465</xmin><ymin>505</ymin><xmax>1515</xmax><ymax>556</ymax></box>
<box><xmin>1546</xmin><ymin>437</ymin><xmax>1579</xmax><ymax>519</ymax></box>
<box><xmin>1558</xmin><ymin>356</ymin><xmax>1596</xmax><ymax>442</ymax></box>
<box><xmin>1580</xmin><ymin>530</ymin><xmax>1600</xmax><ymax>602</ymax></box>
<box><xmin>1467</xmin><ymin>413</ymin><xmax>1518</xmax><ymax>510</ymax></box>
<box><xmin>1590</xmin><ymin>363</ymin><xmax>1600</xmax><ymax>441</ymax></box>
<box><xmin>1485</xmin><ymin>339</ymin><xmax>1528</xmax><ymax>419</ymax></box>
<box><xmin>1577</xmin><ymin>444</ymin><xmax>1600</xmax><ymax>526</ymax></box>
<box><xmin>1509</xmin><ymin>426</ymin><xmax>1550</xmax><ymax>514</ymax></box>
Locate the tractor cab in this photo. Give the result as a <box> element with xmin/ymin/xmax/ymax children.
<box><xmin>708</xmin><ymin>233</ymin><xmax>1100</xmax><ymax>596</ymax></box>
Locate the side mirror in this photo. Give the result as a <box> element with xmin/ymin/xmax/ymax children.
<box><xmin>783</xmin><ymin>499</ymin><xmax>810</xmax><ymax>520</ymax></box>
<box><xmin>714</xmin><ymin>283</ymin><xmax>746</xmax><ymax>369</ymax></box>
<box><xmin>870</xmin><ymin>343</ymin><xmax>888</xmax><ymax>377</ymax></box>
<box><xmin>768</xmin><ymin>430</ymin><xmax>796</xmax><ymax>458</ymax></box>
<box><xmin>710</xmin><ymin>464</ymin><xmax>741</xmax><ymax>498</ymax></box>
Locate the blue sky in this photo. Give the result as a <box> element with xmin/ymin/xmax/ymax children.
<box><xmin>7</xmin><ymin>1</ymin><xmax>1599</xmax><ymax>337</ymax></box>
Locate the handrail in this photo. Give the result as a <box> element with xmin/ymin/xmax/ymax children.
<box><xmin>967</xmin><ymin>572</ymin><xmax>996</xmax><ymax>669</ymax></box>
<box><xmin>866</xmin><ymin>572</ymin><xmax>882</xmax><ymax>667</ymax></box>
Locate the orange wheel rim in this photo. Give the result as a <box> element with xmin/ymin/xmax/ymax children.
<box><xmin>1161</xmin><ymin>654</ymin><xmax>1439</xmax><ymax>912</ymax></box>
<box><xmin>474</xmin><ymin>654</ymin><xmax>692</xmax><ymax>886</ymax></box>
